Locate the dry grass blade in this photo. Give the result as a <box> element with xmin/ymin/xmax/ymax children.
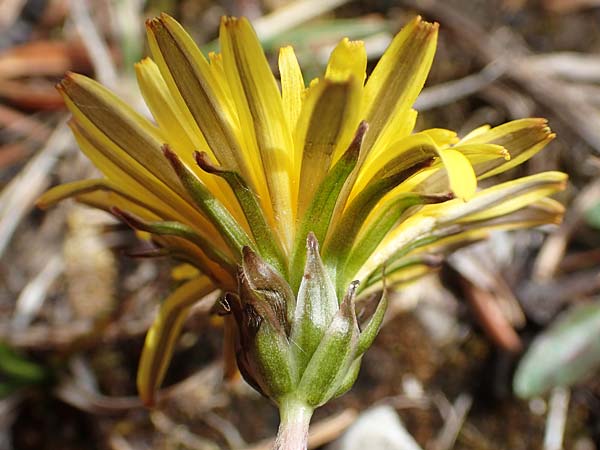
<box><xmin>0</xmin><ymin>121</ymin><xmax>72</xmax><ymax>257</ymax></box>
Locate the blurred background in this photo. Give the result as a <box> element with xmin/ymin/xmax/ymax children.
<box><xmin>1</xmin><ymin>0</ymin><xmax>600</xmax><ymax>449</ymax></box>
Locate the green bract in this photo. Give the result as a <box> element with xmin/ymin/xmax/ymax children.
<box><xmin>230</xmin><ymin>233</ymin><xmax>387</xmax><ymax>408</ymax></box>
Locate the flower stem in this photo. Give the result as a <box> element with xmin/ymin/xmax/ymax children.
<box><xmin>274</xmin><ymin>399</ymin><xmax>313</xmax><ymax>450</ymax></box>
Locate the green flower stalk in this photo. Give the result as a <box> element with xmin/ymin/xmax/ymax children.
<box><xmin>38</xmin><ymin>13</ymin><xmax>566</xmax><ymax>449</ymax></box>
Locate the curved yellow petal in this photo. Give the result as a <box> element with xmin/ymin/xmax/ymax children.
<box><xmin>454</xmin><ymin>143</ymin><xmax>510</xmax><ymax>165</ymax></box>
<box><xmin>325</xmin><ymin>38</ymin><xmax>367</xmax><ymax>84</ymax></box>
<box><xmin>59</xmin><ymin>73</ymin><xmax>187</xmax><ymax>198</ymax></box>
<box><xmin>295</xmin><ymin>78</ymin><xmax>362</xmax><ymax>216</ymax></box>
<box><xmin>66</xmin><ymin>119</ymin><xmax>212</xmax><ymax>230</ymax></box>
<box><xmin>220</xmin><ymin>16</ymin><xmax>295</xmax><ymax>249</ymax></box>
<box><xmin>353</xmin><ymin>132</ymin><xmax>437</xmax><ymax>198</ymax></box>
<box><xmin>422</xmin><ymin>128</ymin><xmax>459</xmax><ymax>147</ymax></box>
<box><xmin>145</xmin><ymin>14</ymin><xmax>265</xmax><ymax>206</ymax></box>
<box><xmin>135</xmin><ymin>57</ymin><xmax>246</xmax><ymax>224</ymax></box>
<box><xmin>459</xmin><ymin>124</ymin><xmax>491</xmax><ymax>142</ymax></box>
<box><xmin>279</xmin><ymin>46</ymin><xmax>304</xmax><ymax>134</ymax></box>
<box><xmin>358</xmin><ymin>171</ymin><xmax>566</xmax><ymax>280</ymax></box>
<box><xmin>359</xmin><ymin>108</ymin><xmax>418</xmax><ymax>173</ymax></box>
<box><xmin>436</xmin><ymin>149</ymin><xmax>477</xmax><ymax>201</ymax></box>
<box><xmin>460</xmin><ymin>118</ymin><xmax>554</xmax><ymax>179</ymax></box>
<box><xmin>135</xmin><ymin>57</ymin><xmax>207</xmax><ymax>159</ymax></box>
<box><xmin>435</xmin><ymin>171</ymin><xmax>568</xmax><ymax>224</ymax></box>
<box><xmin>137</xmin><ymin>276</ymin><xmax>216</xmax><ymax>406</ymax></box>
<box><xmin>362</xmin><ymin>16</ymin><xmax>438</xmax><ymax>153</ymax></box>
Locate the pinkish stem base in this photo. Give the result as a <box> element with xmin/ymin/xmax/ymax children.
<box><xmin>273</xmin><ymin>399</ymin><xmax>313</xmax><ymax>450</ymax></box>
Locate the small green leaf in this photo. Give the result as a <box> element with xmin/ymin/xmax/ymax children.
<box><xmin>514</xmin><ymin>302</ymin><xmax>600</xmax><ymax>399</ymax></box>
<box><xmin>0</xmin><ymin>343</ymin><xmax>47</xmax><ymax>384</ymax></box>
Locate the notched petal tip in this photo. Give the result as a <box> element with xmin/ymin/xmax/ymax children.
<box><xmin>145</xmin><ymin>12</ymin><xmax>174</xmax><ymax>30</ymax></box>
<box><xmin>414</xmin><ymin>15</ymin><xmax>439</xmax><ymax>34</ymax></box>
<box><xmin>220</xmin><ymin>15</ymin><xmax>242</xmax><ymax>28</ymax></box>
<box><xmin>145</xmin><ymin>17</ymin><xmax>160</xmax><ymax>30</ymax></box>
<box><xmin>57</xmin><ymin>71</ymin><xmax>83</xmax><ymax>95</ymax></box>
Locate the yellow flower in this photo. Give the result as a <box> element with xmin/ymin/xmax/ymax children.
<box><xmin>39</xmin><ymin>14</ymin><xmax>566</xmax><ymax>408</ymax></box>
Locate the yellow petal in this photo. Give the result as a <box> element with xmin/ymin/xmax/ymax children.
<box><xmin>407</xmin><ymin>143</ymin><xmax>508</xmax><ymax>196</ymax></box>
<box><xmin>436</xmin><ymin>149</ymin><xmax>477</xmax><ymax>201</ymax></box>
<box><xmin>279</xmin><ymin>46</ymin><xmax>304</xmax><ymax>134</ymax></box>
<box><xmin>208</xmin><ymin>51</ymin><xmax>236</xmax><ymax>109</ymax></box>
<box><xmin>436</xmin><ymin>171</ymin><xmax>568</xmax><ymax>224</ymax></box>
<box><xmin>460</xmin><ymin>118</ymin><xmax>554</xmax><ymax>179</ymax></box>
<box><xmin>454</xmin><ymin>143</ymin><xmax>510</xmax><ymax>165</ymax></box>
<box><xmin>135</xmin><ymin>57</ymin><xmax>206</xmax><ymax>160</ymax></box>
<box><xmin>295</xmin><ymin>78</ymin><xmax>361</xmax><ymax>216</ymax></box>
<box><xmin>353</xmin><ymin>132</ymin><xmax>437</xmax><ymax>197</ymax></box>
<box><xmin>135</xmin><ymin>57</ymin><xmax>246</xmax><ymax>224</ymax></box>
<box><xmin>146</xmin><ymin>14</ymin><xmax>265</xmax><ymax>204</ymax></box>
<box><xmin>421</xmin><ymin>128</ymin><xmax>459</xmax><ymax>147</ymax></box>
<box><xmin>76</xmin><ymin>190</ymin><xmax>161</xmax><ymax>222</ymax></box>
<box><xmin>325</xmin><ymin>38</ymin><xmax>367</xmax><ymax>84</ymax></box>
<box><xmin>137</xmin><ymin>276</ymin><xmax>215</xmax><ymax>406</ymax></box>
<box><xmin>357</xmin><ymin>171</ymin><xmax>566</xmax><ymax>281</ymax></box>
<box><xmin>359</xmin><ymin>108</ymin><xmax>418</xmax><ymax>174</ymax></box>
<box><xmin>362</xmin><ymin>16</ymin><xmax>438</xmax><ymax>153</ymax></box>
<box><xmin>353</xmin><ymin>132</ymin><xmax>475</xmax><ymax>202</ymax></box>
<box><xmin>220</xmin><ymin>16</ymin><xmax>295</xmax><ymax>249</ymax></box>
<box><xmin>66</xmin><ymin>119</ymin><xmax>211</xmax><ymax>230</ymax></box>
<box><xmin>59</xmin><ymin>73</ymin><xmax>186</xmax><ymax>197</ymax></box>
<box><xmin>459</xmin><ymin>124</ymin><xmax>491</xmax><ymax>142</ymax></box>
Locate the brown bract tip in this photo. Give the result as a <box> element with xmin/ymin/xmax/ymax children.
<box><xmin>241</xmin><ymin>246</ymin><xmax>261</xmax><ymax>273</ymax></box>
<box><xmin>162</xmin><ymin>144</ymin><xmax>184</xmax><ymax>174</ymax></box>
<box><xmin>431</xmin><ymin>192</ymin><xmax>455</xmax><ymax>203</ymax></box>
<box><xmin>111</xmin><ymin>206</ymin><xmax>146</xmax><ymax>231</ymax></box>
<box><xmin>306</xmin><ymin>232</ymin><xmax>319</xmax><ymax>253</ymax></box>
<box><xmin>342</xmin><ymin>280</ymin><xmax>360</xmax><ymax>308</ymax></box>
<box><xmin>126</xmin><ymin>247</ymin><xmax>170</xmax><ymax>258</ymax></box>
<box><xmin>195</xmin><ymin>151</ymin><xmax>220</xmax><ymax>174</ymax></box>
<box><xmin>343</xmin><ymin>121</ymin><xmax>369</xmax><ymax>160</ymax></box>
